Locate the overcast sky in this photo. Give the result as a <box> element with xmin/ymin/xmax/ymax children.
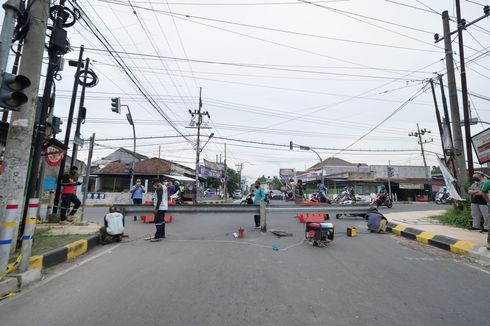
<box><xmin>5</xmin><ymin>0</ymin><xmax>490</xmax><ymax>181</ymax></box>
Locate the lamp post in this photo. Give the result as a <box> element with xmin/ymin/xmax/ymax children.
<box><xmin>299</xmin><ymin>145</ymin><xmax>323</xmax><ymax>183</ymax></box>
<box><xmin>123</xmin><ymin>104</ymin><xmax>136</xmax><ymax>188</ymax></box>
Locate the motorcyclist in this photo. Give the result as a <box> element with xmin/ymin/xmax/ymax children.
<box><xmin>295</xmin><ymin>179</ymin><xmax>305</xmax><ymax>202</ymax></box>
<box><xmin>317</xmin><ymin>180</ymin><xmax>328</xmax><ymax>203</ymax></box>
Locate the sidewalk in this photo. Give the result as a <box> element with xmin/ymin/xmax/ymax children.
<box><xmin>384</xmin><ymin>210</ymin><xmax>488</xmax><ymax>248</ymax></box>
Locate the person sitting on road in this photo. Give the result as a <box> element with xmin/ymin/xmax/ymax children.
<box><xmin>366</xmin><ymin>208</ymin><xmax>388</xmax><ymax>234</ymax></box>
<box><xmin>100</xmin><ymin>207</ymin><xmax>125</xmax><ymax>244</ymax></box>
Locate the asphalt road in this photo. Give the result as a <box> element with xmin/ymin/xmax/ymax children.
<box><xmin>1</xmin><ymin>203</ymin><xmax>489</xmax><ymax>326</ymax></box>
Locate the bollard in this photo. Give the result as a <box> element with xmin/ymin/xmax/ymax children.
<box><xmin>18</xmin><ymin>199</ymin><xmax>40</xmax><ymax>273</ymax></box>
<box><xmin>0</xmin><ymin>200</ymin><xmax>19</xmax><ymax>278</ymax></box>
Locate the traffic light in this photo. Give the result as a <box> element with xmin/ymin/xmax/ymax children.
<box><xmin>52</xmin><ymin>116</ymin><xmax>63</xmax><ymax>134</ymax></box>
<box><xmin>111</xmin><ymin>97</ymin><xmax>121</xmax><ymax>114</ymax></box>
<box><xmin>387</xmin><ymin>166</ymin><xmax>394</xmax><ymax>178</ymax></box>
<box><xmin>289</xmin><ymin>141</ymin><xmax>293</xmax><ymax>150</ymax></box>
<box><xmin>0</xmin><ymin>72</ymin><xmax>31</xmax><ymax>111</ymax></box>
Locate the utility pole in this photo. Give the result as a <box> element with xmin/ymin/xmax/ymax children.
<box><xmin>187</xmin><ymin>87</ymin><xmax>211</xmax><ymax>202</ymax></box>
<box><xmin>409</xmin><ymin>124</ymin><xmax>432</xmax><ymax>180</ymax></box>
<box><xmin>441</xmin><ymin>10</ymin><xmax>468</xmax><ymax>193</ymax></box>
<box><xmin>0</xmin><ymin>0</ymin><xmax>22</xmax><ymax>85</ymax></box>
<box><xmin>80</xmin><ymin>133</ymin><xmax>95</xmax><ymax>222</ymax></box>
<box><xmin>387</xmin><ymin>161</ymin><xmax>392</xmax><ymax>200</ymax></box>
<box><xmin>0</xmin><ymin>0</ymin><xmax>49</xmax><ymax>253</ymax></box>
<box><xmin>53</xmin><ymin>45</ymin><xmax>85</xmax><ymax>215</ymax></box>
<box><xmin>429</xmin><ymin>79</ymin><xmax>447</xmax><ymax>162</ymax></box>
<box><xmin>223</xmin><ymin>143</ymin><xmax>227</xmax><ymax>200</ymax></box>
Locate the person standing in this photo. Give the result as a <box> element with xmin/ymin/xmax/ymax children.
<box><xmin>130</xmin><ymin>179</ymin><xmax>146</xmax><ymax>221</ymax></box>
<box><xmin>468</xmin><ymin>173</ymin><xmax>489</xmax><ymax>231</ymax></box>
<box><xmin>60</xmin><ymin>166</ymin><xmax>82</xmax><ymax>224</ymax></box>
<box><xmin>253</xmin><ymin>181</ymin><xmax>265</xmax><ymax>228</ymax></box>
<box><xmin>147</xmin><ymin>179</ymin><xmax>168</xmax><ymax>242</ymax></box>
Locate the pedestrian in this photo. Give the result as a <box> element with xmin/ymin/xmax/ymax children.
<box><xmin>130</xmin><ymin>179</ymin><xmax>146</xmax><ymax>221</ymax></box>
<box><xmin>59</xmin><ymin>166</ymin><xmax>81</xmax><ymax>224</ymax></box>
<box><xmin>253</xmin><ymin>181</ymin><xmax>265</xmax><ymax>228</ymax></box>
<box><xmin>146</xmin><ymin>178</ymin><xmax>168</xmax><ymax>242</ymax></box>
<box><xmin>100</xmin><ymin>207</ymin><xmax>125</xmax><ymax>244</ymax></box>
<box><xmin>295</xmin><ymin>179</ymin><xmax>305</xmax><ymax>202</ymax></box>
<box><xmin>366</xmin><ymin>208</ymin><xmax>388</xmax><ymax>234</ymax></box>
<box><xmin>468</xmin><ymin>173</ymin><xmax>489</xmax><ymax>231</ymax></box>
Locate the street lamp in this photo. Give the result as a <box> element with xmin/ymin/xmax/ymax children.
<box><xmin>298</xmin><ymin>145</ymin><xmax>323</xmax><ymax>183</ymax></box>
<box><xmin>199</xmin><ymin>133</ymin><xmax>214</xmax><ymax>153</ymax></box>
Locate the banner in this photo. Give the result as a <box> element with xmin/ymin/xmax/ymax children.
<box><xmin>279</xmin><ymin>168</ymin><xmax>295</xmax><ymax>182</ymax></box>
<box><xmin>199</xmin><ymin>165</ymin><xmax>222</xmax><ymax>179</ymax></box>
<box><xmin>471</xmin><ymin>127</ymin><xmax>490</xmax><ymax>164</ymax></box>
<box><xmin>203</xmin><ymin>159</ymin><xmax>224</xmax><ymax>171</ymax></box>
<box><xmin>437</xmin><ymin>157</ymin><xmax>462</xmax><ymax>201</ymax></box>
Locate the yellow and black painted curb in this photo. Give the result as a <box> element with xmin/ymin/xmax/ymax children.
<box><xmin>10</xmin><ymin>235</ymin><xmax>100</xmax><ymax>272</ymax></box>
<box><xmin>386</xmin><ymin>222</ymin><xmax>478</xmax><ymax>256</ymax></box>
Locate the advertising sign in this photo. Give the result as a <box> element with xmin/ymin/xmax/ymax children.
<box><xmin>279</xmin><ymin>168</ymin><xmax>295</xmax><ymax>182</ymax></box>
<box><xmin>43</xmin><ymin>146</ymin><xmax>64</xmax><ymax>167</ymax></box>
<box><xmin>471</xmin><ymin>127</ymin><xmax>490</xmax><ymax>164</ymax></box>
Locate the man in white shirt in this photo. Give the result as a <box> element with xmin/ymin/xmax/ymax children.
<box><xmin>146</xmin><ymin>179</ymin><xmax>168</xmax><ymax>242</ymax></box>
<box><xmin>100</xmin><ymin>207</ymin><xmax>125</xmax><ymax>244</ymax></box>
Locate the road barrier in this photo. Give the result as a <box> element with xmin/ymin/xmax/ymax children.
<box><xmin>118</xmin><ymin>203</ymin><xmax>373</xmax><ymax>231</ymax></box>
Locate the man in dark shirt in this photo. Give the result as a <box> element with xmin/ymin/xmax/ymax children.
<box><xmin>469</xmin><ymin>173</ymin><xmax>489</xmax><ymax>231</ymax></box>
<box><xmin>60</xmin><ymin>166</ymin><xmax>81</xmax><ymax>224</ymax></box>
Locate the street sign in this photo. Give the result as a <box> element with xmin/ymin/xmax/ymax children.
<box><xmin>74</xmin><ymin>135</ymin><xmax>84</xmax><ymax>147</ymax></box>
<box><xmin>471</xmin><ymin>127</ymin><xmax>490</xmax><ymax>164</ymax></box>
<box><xmin>43</xmin><ymin>146</ymin><xmax>64</xmax><ymax>167</ymax></box>
<box><xmin>43</xmin><ymin>177</ymin><xmax>56</xmax><ymax>190</ymax></box>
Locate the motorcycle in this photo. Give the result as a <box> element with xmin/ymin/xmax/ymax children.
<box><xmin>284</xmin><ymin>191</ymin><xmax>294</xmax><ymax>201</ymax></box>
<box><xmin>435</xmin><ymin>192</ymin><xmax>452</xmax><ymax>205</ymax></box>
<box><xmin>240</xmin><ymin>193</ymin><xmax>254</xmax><ymax>205</ymax></box>
<box><xmin>372</xmin><ymin>192</ymin><xmax>393</xmax><ymax>208</ymax></box>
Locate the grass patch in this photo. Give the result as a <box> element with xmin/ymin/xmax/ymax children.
<box><xmin>435</xmin><ymin>207</ymin><xmax>471</xmax><ymax>228</ymax></box>
<box><xmin>9</xmin><ymin>229</ymin><xmax>96</xmax><ymax>263</ymax></box>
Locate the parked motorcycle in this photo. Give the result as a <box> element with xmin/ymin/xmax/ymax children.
<box><xmin>372</xmin><ymin>192</ymin><xmax>393</xmax><ymax>208</ymax></box>
<box><xmin>240</xmin><ymin>193</ymin><xmax>254</xmax><ymax>205</ymax></box>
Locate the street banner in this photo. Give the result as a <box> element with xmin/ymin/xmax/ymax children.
<box><xmin>442</xmin><ymin>121</ymin><xmax>454</xmax><ymax>155</ymax></box>
<box><xmin>471</xmin><ymin>127</ymin><xmax>490</xmax><ymax>164</ymax></box>
<box><xmin>437</xmin><ymin>157</ymin><xmax>463</xmax><ymax>201</ymax></box>
<box><xmin>199</xmin><ymin>165</ymin><xmax>222</xmax><ymax>179</ymax></box>
<box><xmin>203</xmin><ymin>159</ymin><xmax>224</xmax><ymax>171</ymax></box>
<box><xmin>279</xmin><ymin>168</ymin><xmax>295</xmax><ymax>182</ymax></box>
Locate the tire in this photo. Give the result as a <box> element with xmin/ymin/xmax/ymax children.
<box><xmin>435</xmin><ymin>199</ymin><xmax>442</xmax><ymax>205</ymax></box>
<box><xmin>386</xmin><ymin>200</ymin><xmax>393</xmax><ymax>208</ymax></box>
<box><xmin>335</xmin><ymin>214</ymin><xmax>341</xmax><ymax>219</ymax></box>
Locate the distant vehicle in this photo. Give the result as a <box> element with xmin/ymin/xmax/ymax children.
<box><xmin>269</xmin><ymin>190</ymin><xmax>283</xmax><ymax>200</ymax></box>
<box><xmin>204</xmin><ymin>188</ymin><xmax>217</xmax><ymax>197</ymax></box>
<box><xmin>233</xmin><ymin>190</ymin><xmax>242</xmax><ymax>199</ymax></box>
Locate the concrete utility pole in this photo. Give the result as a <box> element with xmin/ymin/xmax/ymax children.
<box><xmin>80</xmin><ymin>133</ymin><xmax>95</xmax><ymax>222</ymax></box>
<box><xmin>70</xmin><ymin>57</ymin><xmax>90</xmax><ymax>167</ymax></box>
<box><xmin>187</xmin><ymin>87</ymin><xmax>211</xmax><ymax>202</ymax></box>
<box><xmin>0</xmin><ymin>0</ymin><xmax>22</xmax><ymax>82</ymax></box>
<box><xmin>223</xmin><ymin>143</ymin><xmax>227</xmax><ymax>200</ymax></box>
<box><xmin>442</xmin><ymin>10</ymin><xmax>468</xmax><ymax>193</ymax></box>
<box><xmin>409</xmin><ymin>124</ymin><xmax>432</xmax><ymax>180</ymax></box>
<box><xmin>0</xmin><ymin>0</ymin><xmax>49</xmax><ymax>253</ymax></box>
<box><xmin>429</xmin><ymin>79</ymin><xmax>447</xmax><ymax>162</ymax></box>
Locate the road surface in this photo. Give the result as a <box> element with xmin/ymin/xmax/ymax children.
<box><xmin>1</xmin><ymin>203</ymin><xmax>488</xmax><ymax>326</ymax></box>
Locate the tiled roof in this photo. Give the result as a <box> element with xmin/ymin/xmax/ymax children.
<box><xmin>134</xmin><ymin>158</ymin><xmax>171</xmax><ymax>174</ymax></box>
<box><xmin>309</xmin><ymin>157</ymin><xmax>365</xmax><ymax>170</ymax></box>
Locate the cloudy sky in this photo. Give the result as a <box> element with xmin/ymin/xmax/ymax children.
<box><xmin>11</xmin><ymin>0</ymin><xmax>490</xmax><ymax>181</ymax></box>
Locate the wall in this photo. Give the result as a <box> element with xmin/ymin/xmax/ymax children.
<box><xmin>84</xmin><ymin>191</ymin><xmax>153</xmax><ymax>205</ymax></box>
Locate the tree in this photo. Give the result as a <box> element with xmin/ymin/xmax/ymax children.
<box><xmin>226</xmin><ymin>168</ymin><xmax>240</xmax><ymax>195</ymax></box>
<box><xmin>270</xmin><ymin>176</ymin><xmax>283</xmax><ymax>190</ymax></box>
<box><xmin>256</xmin><ymin>175</ymin><xmax>267</xmax><ymax>183</ymax></box>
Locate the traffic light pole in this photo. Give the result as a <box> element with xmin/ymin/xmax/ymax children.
<box><xmin>53</xmin><ymin>46</ymin><xmax>84</xmax><ymax>214</ymax></box>
<box><xmin>0</xmin><ymin>0</ymin><xmax>22</xmax><ymax>85</ymax></box>
<box><xmin>70</xmin><ymin>57</ymin><xmax>90</xmax><ymax>167</ymax></box>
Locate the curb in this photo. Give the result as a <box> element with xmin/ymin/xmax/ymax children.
<box><xmin>8</xmin><ymin>234</ymin><xmax>101</xmax><ymax>272</ymax></box>
<box><xmin>386</xmin><ymin>222</ymin><xmax>490</xmax><ymax>264</ymax></box>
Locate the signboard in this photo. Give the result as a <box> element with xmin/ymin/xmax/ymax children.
<box><xmin>471</xmin><ymin>127</ymin><xmax>490</xmax><ymax>164</ymax></box>
<box><xmin>199</xmin><ymin>165</ymin><xmax>222</xmax><ymax>179</ymax></box>
<box><xmin>399</xmin><ymin>183</ymin><xmax>424</xmax><ymax>190</ymax></box>
<box><xmin>203</xmin><ymin>159</ymin><xmax>224</xmax><ymax>171</ymax></box>
<box><xmin>74</xmin><ymin>135</ymin><xmax>84</xmax><ymax>147</ymax></box>
<box><xmin>279</xmin><ymin>168</ymin><xmax>295</xmax><ymax>182</ymax></box>
<box><xmin>43</xmin><ymin>146</ymin><xmax>64</xmax><ymax>167</ymax></box>
<box><xmin>442</xmin><ymin>121</ymin><xmax>454</xmax><ymax>155</ymax></box>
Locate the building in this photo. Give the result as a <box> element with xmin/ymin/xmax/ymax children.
<box><xmin>298</xmin><ymin>157</ymin><xmax>443</xmax><ymax>201</ymax></box>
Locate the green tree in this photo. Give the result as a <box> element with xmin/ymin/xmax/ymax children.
<box><xmin>256</xmin><ymin>175</ymin><xmax>267</xmax><ymax>183</ymax></box>
<box><xmin>431</xmin><ymin>166</ymin><xmax>441</xmax><ymax>174</ymax></box>
<box><xmin>270</xmin><ymin>176</ymin><xmax>283</xmax><ymax>190</ymax></box>
<box><xmin>226</xmin><ymin>168</ymin><xmax>240</xmax><ymax>195</ymax></box>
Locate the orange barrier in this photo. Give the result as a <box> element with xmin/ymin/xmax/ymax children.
<box><xmin>297</xmin><ymin>213</ymin><xmax>328</xmax><ymax>223</ymax></box>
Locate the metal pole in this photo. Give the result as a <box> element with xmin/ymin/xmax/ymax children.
<box><xmin>310</xmin><ymin>148</ymin><xmax>323</xmax><ymax>182</ymax></box>
<box><xmin>455</xmin><ymin>0</ymin><xmax>474</xmax><ymax>179</ymax></box>
<box><xmin>442</xmin><ymin>10</ymin><xmax>468</xmax><ymax>194</ymax></box>
<box><xmin>387</xmin><ymin>160</ymin><xmax>392</xmax><ymax>200</ymax></box>
<box><xmin>127</xmin><ymin>106</ymin><xmax>136</xmax><ymax>188</ymax></box>
<box><xmin>0</xmin><ymin>0</ymin><xmax>49</xmax><ymax>253</ymax></box>
<box><xmin>71</xmin><ymin>57</ymin><xmax>90</xmax><ymax>167</ymax></box>
<box><xmin>53</xmin><ymin>45</ymin><xmax>84</xmax><ymax>214</ymax></box>
<box><xmin>80</xmin><ymin>133</ymin><xmax>95</xmax><ymax>222</ymax></box>
<box><xmin>0</xmin><ymin>200</ymin><xmax>18</xmax><ymax>278</ymax></box>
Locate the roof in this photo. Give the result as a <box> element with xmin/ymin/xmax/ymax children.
<box><xmin>163</xmin><ymin>174</ymin><xmax>195</xmax><ymax>182</ymax></box>
<box><xmin>308</xmin><ymin>157</ymin><xmax>366</xmax><ymax>170</ymax></box>
<box><xmin>114</xmin><ymin>148</ymin><xmax>148</xmax><ymax>161</ymax></box>
<box><xmin>94</xmin><ymin>160</ymin><xmax>127</xmax><ymax>174</ymax></box>
<box><xmin>93</xmin><ymin>157</ymin><xmax>194</xmax><ymax>176</ymax></box>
